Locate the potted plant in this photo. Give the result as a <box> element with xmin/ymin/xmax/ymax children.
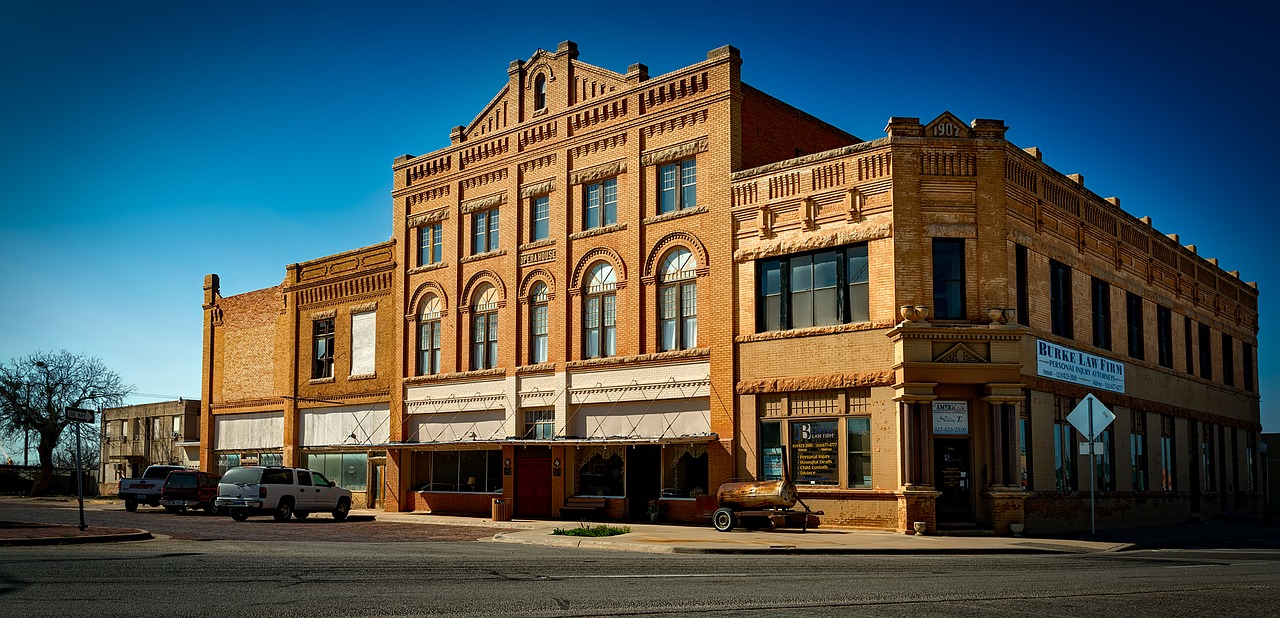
<box><xmin>646</xmin><ymin>499</ymin><xmax>663</xmax><ymax>523</ymax></box>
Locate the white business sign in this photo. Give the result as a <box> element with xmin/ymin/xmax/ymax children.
<box><xmin>932</xmin><ymin>401</ymin><xmax>969</xmax><ymax>435</ymax></box>
<box><xmin>1036</xmin><ymin>339</ymin><xmax>1125</xmax><ymax>394</ymax></box>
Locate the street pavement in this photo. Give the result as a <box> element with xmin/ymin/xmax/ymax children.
<box><xmin>6</xmin><ymin>495</ymin><xmax>1278</xmax><ymax>554</ymax></box>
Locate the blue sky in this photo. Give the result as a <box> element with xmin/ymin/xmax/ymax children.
<box><xmin>1</xmin><ymin>0</ymin><xmax>1276</xmax><ymax>456</ymax></box>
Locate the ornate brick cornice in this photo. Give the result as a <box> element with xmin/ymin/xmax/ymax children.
<box><xmin>407</xmin><ymin>207</ymin><xmax>450</xmax><ymax>227</ymax></box>
<box><xmin>641</xmin><ymin>136</ymin><xmax>708</xmax><ymax>167</ymax></box>
<box><xmin>520</xmin><ymin>178</ymin><xmax>555</xmax><ymax>198</ymax></box>
<box><xmin>733</xmin><ymin>217</ymin><xmax>892</xmax><ymax>262</ymax></box>
<box><xmin>461</xmin><ymin>192</ymin><xmax>506</xmax><ymax>214</ymax></box>
<box><xmin>565</xmin><ymin>347</ymin><xmax>709</xmax><ymax>370</ymax></box>
<box><xmin>570</xmin><ymin>159</ymin><xmax>626</xmax><ymax>185</ymax></box>
<box><xmin>404</xmin><ymin>367</ymin><xmax>507</xmax><ymax>386</ymax></box>
<box><xmin>735</xmin><ymin>371</ymin><xmax>895</xmax><ymax>394</ymax></box>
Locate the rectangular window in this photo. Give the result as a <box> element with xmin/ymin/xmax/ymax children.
<box><xmin>791</xmin><ymin>419</ymin><xmax>838</xmax><ymax>486</ymax></box>
<box><xmin>659</xmin><ymin>282</ymin><xmax>698</xmax><ymax>351</ymax></box>
<box><xmin>1160</xmin><ymin>415</ymin><xmax>1176</xmax><ymax>491</ymax></box>
<box><xmin>1199</xmin><ymin>324</ymin><xmax>1212</xmax><ymax>380</ymax></box>
<box><xmin>1202</xmin><ymin>425</ymin><xmax>1215</xmax><ymax>491</ymax></box>
<box><xmin>1184</xmin><ymin>316</ymin><xmax>1195</xmax><ymax>375</ymax></box>
<box><xmin>312</xmin><ymin>319</ymin><xmax>334</xmax><ymax>379</ymax></box>
<box><xmin>418</xmin><ymin>223</ymin><xmax>443</xmax><ymax>266</ymax></box>
<box><xmin>530</xmin><ymin>195</ymin><xmax>550</xmax><ymax>242</ymax></box>
<box><xmin>1130</xmin><ymin>416</ymin><xmax>1148</xmax><ymax>492</ymax></box>
<box><xmin>417</xmin><ymin>320</ymin><xmax>441</xmax><ymax>376</ymax></box>
<box><xmin>350</xmin><ymin>311</ymin><xmax>376</xmax><ymax>376</ymax></box>
<box><xmin>760</xmin><ymin>421</ymin><xmax>782</xmax><ymax>481</ymax></box>
<box><xmin>1015</xmin><ymin>244</ymin><xmax>1030</xmax><ymax>326</ymax></box>
<box><xmin>530</xmin><ymin>305</ymin><xmax>548</xmax><ymax>364</ymax></box>
<box><xmin>1054</xmin><ymin>420</ymin><xmax>1075</xmax><ymax>491</ymax></box>
<box><xmin>1126</xmin><ymin>292</ymin><xmax>1144</xmax><ymax>360</ymax></box>
<box><xmin>1091</xmin><ymin>278</ymin><xmax>1111</xmax><ymax>350</ymax></box>
<box><xmin>1222</xmin><ymin>333</ymin><xmax>1234</xmax><ymax>387</ymax></box>
<box><xmin>524</xmin><ymin>409</ymin><xmax>554</xmax><ymax>440</ymax></box>
<box><xmin>1097</xmin><ymin>428</ymin><xmax>1115</xmax><ymax>491</ymax></box>
<box><xmin>847</xmin><ymin>417</ymin><xmax>872</xmax><ymax>489</ymax></box>
<box><xmin>418</xmin><ymin>451</ymin><xmax>501</xmax><ymax>493</ymax></box>
<box><xmin>1050</xmin><ymin>259</ymin><xmax>1073</xmax><ymax>338</ymax></box>
<box><xmin>1246</xmin><ymin>436</ymin><xmax>1256</xmax><ymax>492</ymax></box>
<box><xmin>1156</xmin><ymin>306</ymin><xmax>1174</xmax><ymax>368</ymax></box>
<box><xmin>1019</xmin><ymin>412</ymin><xmax>1031</xmax><ymax>490</ymax></box>
<box><xmin>757</xmin><ymin>243</ymin><xmax>868</xmax><ymax>332</ymax></box>
<box><xmin>931</xmin><ymin>238</ymin><xmax>966</xmax><ymax>319</ymax></box>
<box><xmin>471</xmin><ymin>313</ymin><xmax>498</xmax><ymax>370</ymax></box>
<box><xmin>472</xmin><ymin>208</ymin><xmax>499</xmax><ymax>254</ymax></box>
<box><xmin>658</xmin><ymin>159</ymin><xmax>696</xmax><ymax>214</ymax></box>
<box><xmin>1243</xmin><ymin>342</ymin><xmax>1254</xmax><ymax>392</ymax></box>
<box><xmin>584</xmin><ymin>178</ymin><xmax>617</xmax><ymax>229</ymax></box>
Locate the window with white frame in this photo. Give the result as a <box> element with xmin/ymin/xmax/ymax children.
<box><xmin>471</xmin><ymin>285</ymin><xmax>499</xmax><ymax>370</ymax></box>
<box><xmin>524</xmin><ymin>409</ymin><xmax>553</xmax><ymax>439</ymax></box>
<box><xmin>583</xmin><ymin>262</ymin><xmax>616</xmax><ymax>358</ymax></box>
<box><xmin>583</xmin><ymin>178</ymin><xmax>617</xmax><ymax>229</ymax></box>
<box><xmin>530</xmin><ymin>195</ymin><xmax>550</xmax><ymax>242</ymax></box>
<box><xmin>472</xmin><ymin>208</ymin><xmax>499</xmax><ymax>254</ymax></box>
<box><xmin>658</xmin><ymin>158</ymin><xmax>696</xmax><ymax>214</ymax></box>
<box><xmin>418</xmin><ymin>223</ymin><xmax>443</xmax><ymax>266</ymax></box>
<box><xmin>658</xmin><ymin>248</ymin><xmax>697</xmax><ymax>351</ymax></box>
<box><xmin>417</xmin><ymin>295</ymin><xmax>442</xmax><ymax>376</ymax></box>
<box><xmin>529</xmin><ymin>283</ymin><xmax>549</xmax><ymax>364</ymax></box>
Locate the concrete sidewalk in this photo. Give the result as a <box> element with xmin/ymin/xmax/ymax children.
<box><xmin>357</xmin><ymin>510</ymin><xmax>1133</xmax><ymax>555</ymax></box>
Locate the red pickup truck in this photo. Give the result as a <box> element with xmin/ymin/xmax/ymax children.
<box><xmin>159</xmin><ymin>470</ymin><xmax>222</xmax><ymax>514</ymax></box>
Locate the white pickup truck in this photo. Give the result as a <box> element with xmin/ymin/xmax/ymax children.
<box><xmin>118</xmin><ymin>465</ymin><xmax>189</xmax><ymax>512</ymax></box>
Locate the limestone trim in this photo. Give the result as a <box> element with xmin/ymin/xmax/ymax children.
<box><xmin>407</xmin><ymin>261</ymin><xmax>449</xmax><ymax>275</ymax></box>
<box><xmin>461</xmin><ymin>270</ymin><xmax>507</xmax><ymax>311</ymax></box>
<box><xmin>735</xmin><ymin>321</ymin><xmax>891</xmax><ymax>343</ymax></box>
<box><xmin>407</xmin><ymin>281</ymin><xmax>449</xmax><ymax>321</ymax></box>
<box><xmin>731</xmin><ymin>138</ymin><xmax>889</xmax><ymax>181</ymax></box>
<box><xmin>349</xmin><ymin>301</ymin><xmax>378</xmax><ymax>314</ymax></box>
<box><xmin>310</xmin><ymin>309</ymin><xmax>337</xmax><ymax>320</ymax></box>
<box><xmin>460</xmin><ymin>249</ymin><xmax>507</xmax><ymax>265</ymax></box>
<box><xmin>569</xmin><ymin>222</ymin><xmax>627</xmax><ymax>241</ymax></box>
<box><xmin>640</xmin><ymin>136</ymin><xmax>709</xmax><ymax>167</ymax></box>
<box><xmin>735</xmin><ymin>371</ymin><xmax>895</xmax><ymax>394</ymax></box>
<box><xmin>642</xmin><ymin>204</ymin><xmax>707</xmax><ymax>226</ymax></box>
<box><xmin>569</xmin><ymin>246</ymin><xmax>627</xmax><ymax>295</ymax></box>
<box><xmin>571</xmin><ymin>377</ymin><xmax>709</xmax><ymax>399</ymax></box>
<box><xmin>406</xmin><ymin>393</ymin><xmax>506</xmax><ymax>413</ymax></box>
<box><xmin>733</xmin><ymin>217</ymin><xmax>893</xmax><ymax>262</ymax></box>
<box><xmin>308</xmin><ymin>377</ymin><xmax>336</xmax><ymax>385</ymax></box>
<box><xmin>403</xmin><ymin>367</ymin><xmax>507</xmax><ymax>386</ymax></box>
<box><xmin>348</xmin><ymin>373</ymin><xmax>377</xmax><ymax>381</ymax></box>
<box><xmin>407</xmin><ymin>207</ymin><xmax>450</xmax><ymax>227</ymax></box>
<box><xmin>642</xmin><ymin>230</ymin><xmax>710</xmax><ymax>283</ymax></box>
<box><xmin>518</xmin><ymin>238</ymin><xmax>556</xmax><ymax>252</ymax></box>
<box><xmin>520</xmin><ymin>178</ymin><xmax>556</xmax><ymax>198</ymax></box>
<box><xmin>461</xmin><ymin>192</ymin><xmax>507</xmax><ymax>214</ymax></box>
<box><xmin>517</xmin><ymin>268</ymin><xmax>557</xmax><ymax>303</ymax></box>
<box><xmin>569</xmin><ymin>159</ymin><xmax>626</xmax><ymax>185</ymax></box>
<box><xmin>515</xmin><ymin>362</ymin><xmax>557</xmax><ymax>375</ymax></box>
<box><xmin>564</xmin><ymin>347</ymin><xmax>709</xmax><ymax>370</ymax></box>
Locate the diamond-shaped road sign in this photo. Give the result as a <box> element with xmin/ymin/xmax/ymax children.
<box><xmin>1067</xmin><ymin>393</ymin><xmax>1114</xmax><ymax>440</ymax></box>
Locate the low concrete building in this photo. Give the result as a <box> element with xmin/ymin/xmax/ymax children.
<box><xmin>99</xmin><ymin>399</ymin><xmax>201</xmax><ymax>494</ymax></box>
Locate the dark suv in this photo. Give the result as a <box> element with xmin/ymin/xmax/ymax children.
<box><xmin>160</xmin><ymin>470</ymin><xmax>222</xmax><ymax>515</ymax></box>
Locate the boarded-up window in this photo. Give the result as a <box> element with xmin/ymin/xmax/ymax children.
<box><xmin>350</xmin><ymin>311</ymin><xmax>376</xmax><ymax>375</ymax></box>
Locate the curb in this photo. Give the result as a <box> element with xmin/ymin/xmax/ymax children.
<box><xmin>2</xmin><ymin>530</ymin><xmax>153</xmax><ymax>547</ymax></box>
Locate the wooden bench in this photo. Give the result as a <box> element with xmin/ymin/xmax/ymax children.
<box><xmin>559</xmin><ymin>496</ymin><xmax>607</xmax><ymax>520</ymax></box>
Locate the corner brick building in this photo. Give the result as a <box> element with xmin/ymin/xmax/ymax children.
<box><xmin>201</xmin><ymin>42</ymin><xmax>1261</xmax><ymax>534</ymax></box>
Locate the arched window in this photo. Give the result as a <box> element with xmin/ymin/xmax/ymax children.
<box><xmin>471</xmin><ymin>285</ymin><xmax>499</xmax><ymax>370</ymax></box>
<box><xmin>417</xmin><ymin>295</ymin><xmax>442</xmax><ymax>376</ymax></box>
<box><xmin>658</xmin><ymin>248</ymin><xmax>697</xmax><ymax>351</ymax></box>
<box><xmin>529</xmin><ymin>283</ymin><xmax>549</xmax><ymax>364</ymax></box>
<box><xmin>583</xmin><ymin>262</ymin><xmax>616</xmax><ymax>358</ymax></box>
<box><xmin>534</xmin><ymin>74</ymin><xmax>547</xmax><ymax>111</ymax></box>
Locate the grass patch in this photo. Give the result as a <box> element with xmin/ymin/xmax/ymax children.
<box><xmin>550</xmin><ymin>523</ymin><xmax>631</xmax><ymax>537</ymax></box>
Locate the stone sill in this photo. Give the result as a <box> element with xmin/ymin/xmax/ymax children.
<box><xmin>460</xmin><ymin>249</ymin><xmax>506</xmax><ymax>264</ymax></box>
<box><xmin>408</xmin><ymin>262</ymin><xmax>449</xmax><ymax>275</ymax></box>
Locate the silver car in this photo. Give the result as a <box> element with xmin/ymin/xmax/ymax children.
<box><xmin>215</xmin><ymin>466</ymin><xmax>352</xmax><ymax>522</ymax></box>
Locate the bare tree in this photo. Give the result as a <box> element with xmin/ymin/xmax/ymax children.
<box><xmin>53</xmin><ymin>422</ymin><xmax>101</xmax><ymax>471</ymax></box>
<box><xmin>0</xmin><ymin>351</ymin><xmax>130</xmax><ymax>495</ymax></box>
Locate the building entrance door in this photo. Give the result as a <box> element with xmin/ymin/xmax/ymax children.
<box><xmin>626</xmin><ymin>445</ymin><xmax>661</xmax><ymax>519</ymax></box>
<box><xmin>369</xmin><ymin>460</ymin><xmax>385</xmax><ymax>510</ymax></box>
<box><xmin>514</xmin><ymin>447</ymin><xmax>552</xmax><ymax>518</ymax></box>
<box><xmin>934</xmin><ymin>438</ymin><xmax>972</xmax><ymax>522</ymax></box>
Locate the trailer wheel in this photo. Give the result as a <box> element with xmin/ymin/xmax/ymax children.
<box><xmin>712</xmin><ymin>508</ymin><xmax>737</xmax><ymax>532</ymax></box>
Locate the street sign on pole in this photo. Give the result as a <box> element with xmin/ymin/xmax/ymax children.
<box><xmin>1066</xmin><ymin>393</ymin><xmax>1114</xmax><ymax>539</ymax></box>
<box><xmin>64</xmin><ymin>406</ymin><xmax>92</xmax><ymax>530</ymax></box>
<box><xmin>65</xmin><ymin>407</ymin><xmax>94</xmax><ymax>423</ymax></box>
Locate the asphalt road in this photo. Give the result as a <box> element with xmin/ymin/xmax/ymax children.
<box><xmin>3</xmin><ymin>500</ymin><xmax>1279</xmax><ymax>617</ymax></box>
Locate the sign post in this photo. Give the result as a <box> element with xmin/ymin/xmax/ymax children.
<box><xmin>1066</xmin><ymin>394</ymin><xmax>1114</xmax><ymax>538</ymax></box>
<box><xmin>65</xmin><ymin>406</ymin><xmax>95</xmax><ymax>531</ymax></box>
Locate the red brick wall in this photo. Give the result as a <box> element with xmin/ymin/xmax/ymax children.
<box><xmin>740</xmin><ymin>83</ymin><xmax>859</xmax><ymax>170</ymax></box>
<box><xmin>412</xmin><ymin>491</ymin><xmax>497</xmax><ymax>515</ymax></box>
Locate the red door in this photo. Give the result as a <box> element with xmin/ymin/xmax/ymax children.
<box><xmin>514</xmin><ymin>455</ymin><xmax>552</xmax><ymax>518</ymax></box>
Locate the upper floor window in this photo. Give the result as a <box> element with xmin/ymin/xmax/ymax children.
<box><xmin>1222</xmin><ymin>333</ymin><xmax>1234</xmax><ymax>387</ymax></box>
<box><xmin>1156</xmin><ymin>306</ymin><xmax>1174</xmax><ymax>368</ymax></box>
<box><xmin>658</xmin><ymin>159</ymin><xmax>696</xmax><ymax>214</ymax></box>
<box><xmin>658</xmin><ymin>248</ymin><xmax>697</xmax><ymax>351</ymax></box>
<box><xmin>1244</xmin><ymin>342</ymin><xmax>1255</xmax><ymax>392</ymax></box>
<box><xmin>1184</xmin><ymin>317</ymin><xmax>1195</xmax><ymax>375</ymax></box>
<box><xmin>1091</xmin><ymin>278</ymin><xmax>1111</xmax><ymax>350</ymax></box>
<box><xmin>530</xmin><ymin>195</ymin><xmax>550</xmax><ymax>242</ymax></box>
<box><xmin>472</xmin><ymin>208</ymin><xmax>499</xmax><ymax>254</ymax></box>
<box><xmin>418</xmin><ymin>223</ymin><xmax>443</xmax><ymax>266</ymax></box>
<box><xmin>525</xmin><ymin>409</ymin><xmax>553</xmax><ymax>439</ymax></box>
<box><xmin>1049</xmin><ymin>259</ymin><xmax>1073</xmax><ymax>338</ymax></box>
<box><xmin>1015</xmin><ymin>244</ymin><xmax>1030</xmax><ymax>326</ymax></box>
<box><xmin>529</xmin><ymin>283</ymin><xmax>549</xmax><ymax>364</ymax></box>
<box><xmin>1126</xmin><ymin>292</ymin><xmax>1144</xmax><ymax>360</ymax></box>
<box><xmin>471</xmin><ymin>285</ymin><xmax>499</xmax><ymax>370</ymax></box>
<box><xmin>312</xmin><ymin>319</ymin><xmax>334</xmax><ymax>379</ymax></box>
<box><xmin>1198</xmin><ymin>324</ymin><xmax>1212</xmax><ymax>380</ymax></box>
<box><xmin>417</xmin><ymin>296</ymin><xmax>442</xmax><ymax>376</ymax></box>
<box><xmin>931</xmin><ymin>238</ymin><xmax>965</xmax><ymax>320</ymax></box>
<box><xmin>758</xmin><ymin>243</ymin><xmax>868</xmax><ymax>332</ymax></box>
<box><xmin>534</xmin><ymin>74</ymin><xmax>547</xmax><ymax>111</ymax></box>
<box><xmin>584</xmin><ymin>178</ymin><xmax>617</xmax><ymax>229</ymax></box>
<box><xmin>583</xmin><ymin>262</ymin><xmax>617</xmax><ymax>358</ymax></box>
<box><xmin>350</xmin><ymin>310</ymin><xmax>376</xmax><ymax>376</ymax></box>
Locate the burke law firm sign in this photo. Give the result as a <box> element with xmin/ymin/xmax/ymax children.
<box><xmin>1036</xmin><ymin>339</ymin><xmax>1126</xmax><ymax>394</ymax></box>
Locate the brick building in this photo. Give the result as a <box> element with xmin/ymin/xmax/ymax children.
<box><xmin>200</xmin><ymin>242</ymin><xmax>397</xmax><ymax>509</ymax></box>
<box><xmin>202</xmin><ymin>42</ymin><xmax>1261</xmax><ymax>533</ymax></box>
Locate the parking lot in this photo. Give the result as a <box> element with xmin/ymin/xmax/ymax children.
<box><xmin>0</xmin><ymin>497</ymin><xmax>513</xmax><ymax>543</ymax></box>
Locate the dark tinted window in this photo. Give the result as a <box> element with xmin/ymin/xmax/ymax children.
<box><xmin>222</xmin><ymin>467</ymin><xmax>261</xmax><ymax>484</ymax></box>
<box><xmin>1049</xmin><ymin>260</ymin><xmax>1073</xmax><ymax>338</ymax></box>
<box><xmin>261</xmin><ymin>469</ymin><xmax>294</xmax><ymax>485</ymax></box>
<box><xmin>297</xmin><ymin>471</ymin><xmax>313</xmax><ymax>486</ymax></box>
<box><xmin>166</xmin><ymin>473</ymin><xmax>197</xmax><ymax>488</ymax></box>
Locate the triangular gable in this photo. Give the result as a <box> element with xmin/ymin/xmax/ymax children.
<box><xmin>933</xmin><ymin>342</ymin><xmax>988</xmax><ymax>363</ymax></box>
<box><xmin>924</xmin><ymin>111</ymin><xmax>972</xmax><ymax>139</ymax></box>
<box><xmin>463</xmin><ymin>84</ymin><xmax>512</xmax><ymax>140</ymax></box>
